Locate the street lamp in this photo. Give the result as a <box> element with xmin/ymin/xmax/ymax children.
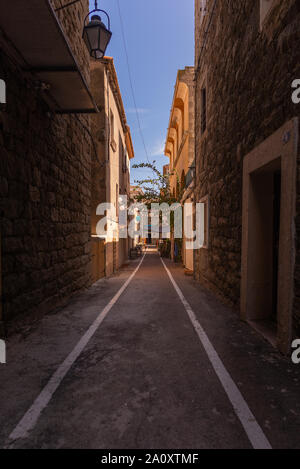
<box><xmin>83</xmin><ymin>0</ymin><xmax>112</xmax><ymax>59</ymax></box>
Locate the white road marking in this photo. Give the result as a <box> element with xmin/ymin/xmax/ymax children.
<box><xmin>8</xmin><ymin>251</ymin><xmax>147</xmax><ymax>443</ymax></box>
<box><xmin>161</xmin><ymin>257</ymin><xmax>272</xmax><ymax>450</ymax></box>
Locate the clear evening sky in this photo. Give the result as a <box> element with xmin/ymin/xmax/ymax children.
<box><xmin>89</xmin><ymin>0</ymin><xmax>195</xmax><ymax>184</ymax></box>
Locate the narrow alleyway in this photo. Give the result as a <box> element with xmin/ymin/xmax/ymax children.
<box><xmin>0</xmin><ymin>248</ymin><xmax>299</xmax><ymax>449</ymax></box>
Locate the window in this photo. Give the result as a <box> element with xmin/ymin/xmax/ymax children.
<box><xmin>123</xmin><ymin>148</ymin><xmax>127</xmax><ymax>174</ymax></box>
<box><xmin>110</xmin><ymin>110</ymin><xmax>117</xmax><ymax>151</ymax></box>
<box><xmin>201</xmin><ymin>87</ymin><xmax>207</xmax><ymax>135</ymax></box>
<box><xmin>181</xmin><ymin>170</ymin><xmax>186</xmax><ymax>192</ymax></box>
<box><xmin>118</xmin><ymin>133</ymin><xmax>127</xmax><ymax>175</ymax></box>
<box><xmin>260</xmin><ymin>0</ymin><xmax>274</xmax><ymax>29</ymax></box>
<box><xmin>110</xmin><ymin>111</ymin><xmax>114</xmax><ymax>142</ymax></box>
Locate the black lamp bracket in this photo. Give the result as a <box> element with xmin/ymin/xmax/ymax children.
<box><xmin>83</xmin><ymin>4</ymin><xmax>111</xmax><ymax>30</ymax></box>
<box><xmin>55</xmin><ymin>0</ymin><xmax>111</xmax><ymax>30</ymax></box>
<box><xmin>55</xmin><ymin>0</ymin><xmax>106</xmax><ymax>19</ymax></box>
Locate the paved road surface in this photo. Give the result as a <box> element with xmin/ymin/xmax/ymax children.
<box><xmin>0</xmin><ymin>248</ymin><xmax>299</xmax><ymax>449</ymax></box>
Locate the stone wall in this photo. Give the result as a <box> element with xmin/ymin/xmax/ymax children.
<box><xmin>90</xmin><ymin>61</ymin><xmax>107</xmax><ymax>238</ymax></box>
<box><xmin>50</xmin><ymin>0</ymin><xmax>90</xmax><ymax>84</ymax></box>
<box><xmin>194</xmin><ymin>0</ymin><xmax>300</xmax><ymax>333</ymax></box>
<box><xmin>0</xmin><ymin>0</ymin><xmax>92</xmax><ymax>327</ymax></box>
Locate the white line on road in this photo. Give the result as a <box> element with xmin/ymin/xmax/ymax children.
<box><xmin>8</xmin><ymin>251</ymin><xmax>147</xmax><ymax>443</ymax></box>
<box><xmin>161</xmin><ymin>257</ymin><xmax>272</xmax><ymax>450</ymax></box>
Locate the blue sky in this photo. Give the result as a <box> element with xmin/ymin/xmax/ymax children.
<box><xmin>90</xmin><ymin>0</ymin><xmax>194</xmax><ymax>184</ymax></box>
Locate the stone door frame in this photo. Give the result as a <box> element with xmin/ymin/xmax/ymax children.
<box><xmin>241</xmin><ymin>118</ymin><xmax>298</xmax><ymax>354</ymax></box>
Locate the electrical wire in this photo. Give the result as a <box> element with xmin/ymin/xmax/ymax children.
<box><xmin>116</xmin><ymin>0</ymin><xmax>151</xmax><ymax>165</ymax></box>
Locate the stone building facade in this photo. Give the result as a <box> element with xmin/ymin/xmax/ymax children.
<box><xmin>164</xmin><ymin>67</ymin><xmax>195</xmax><ymax>271</ymax></box>
<box><xmin>0</xmin><ymin>0</ymin><xmax>93</xmax><ymax>332</ymax></box>
<box><xmin>90</xmin><ymin>57</ymin><xmax>134</xmax><ymax>278</ymax></box>
<box><xmin>194</xmin><ymin>0</ymin><xmax>300</xmax><ymax>353</ymax></box>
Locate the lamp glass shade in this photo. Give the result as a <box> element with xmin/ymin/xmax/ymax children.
<box><xmin>83</xmin><ymin>15</ymin><xmax>112</xmax><ymax>59</ymax></box>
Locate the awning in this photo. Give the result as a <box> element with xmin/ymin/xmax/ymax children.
<box><xmin>0</xmin><ymin>0</ymin><xmax>99</xmax><ymax>114</ymax></box>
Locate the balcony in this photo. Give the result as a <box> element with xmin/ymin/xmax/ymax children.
<box><xmin>0</xmin><ymin>0</ymin><xmax>98</xmax><ymax>114</ymax></box>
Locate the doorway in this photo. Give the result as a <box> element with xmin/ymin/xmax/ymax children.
<box><xmin>272</xmin><ymin>170</ymin><xmax>281</xmax><ymax>323</ymax></box>
<box><xmin>241</xmin><ymin>118</ymin><xmax>298</xmax><ymax>354</ymax></box>
<box><xmin>246</xmin><ymin>159</ymin><xmax>281</xmax><ymax>337</ymax></box>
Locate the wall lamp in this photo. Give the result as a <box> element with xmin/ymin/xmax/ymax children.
<box><xmin>56</xmin><ymin>0</ymin><xmax>112</xmax><ymax>60</ymax></box>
